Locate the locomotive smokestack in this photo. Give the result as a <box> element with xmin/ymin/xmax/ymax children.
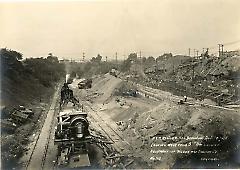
<box><xmin>66</xmin><ymin>74</ymin><xmax>70</xmax><ymax>83</ymax></box>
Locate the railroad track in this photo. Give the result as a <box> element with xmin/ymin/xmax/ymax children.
<box><xmin>25</xmin><ymin>86</ymin><xmax>60</xmax><ymax>170</ymax></box>
<box><xmin>137</xmin><ymin>83</ymin><xmax>181</xmax><ymax>102</ymax></box>
<box><xmin>137</xmin><ymin>83</ymin><xmax>237</xmax><ymax>111</ymax></box>
<box><xmin>82</xmin><ymin>101</ymin><xmax>131</xmax><ymax>152</ymax></box>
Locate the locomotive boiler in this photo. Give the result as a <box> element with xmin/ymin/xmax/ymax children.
<box><xmin>54</xmin><ymin>106</ymin><xmax>91</xmax><ymax>168</ymax></box>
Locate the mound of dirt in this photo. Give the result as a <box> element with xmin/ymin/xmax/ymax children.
<box><xmin>122</xmin><ymin>99</ymin><xmax>240</xmax><ymax>168</ymax></box>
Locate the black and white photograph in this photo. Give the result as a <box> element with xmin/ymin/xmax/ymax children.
<box><xmin>0</xmin><ymin>0</ymin><xmax>240</xmax><ymax>169</ymax></box>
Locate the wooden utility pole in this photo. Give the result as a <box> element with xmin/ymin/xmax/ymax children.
<box><xmin>188</xmin><ymin>48</ymin><xmax>191</xmax><ymax>57</ymax></box>
<box><xmin>115</xmin><ymin>52</ymin><xmax>118</xmax><ymax>62</ymax></box>
<box><xmin>218</xmin><ymin>44</ymin><xmax>221</xmax><ymax>57</ymax></box>
<box><xmin>192</xmin><ymin>62</ymin><xmax>195</xmax><ymax>79</ymax></box>
<box><xmin>82</xmin><ymin>52</ymin><xmax>85</xmax><ymax>62</ymax></box>
<box><xmin>139</xmin><ymin>51</ymin><xmax>142</xmax><ymax>65</ymax></box>
<box><xmin>221</xmin><ymin>44</ymin><xmax>224</xmax><ymax>56</ymax></box>
<box><xmin>191</xmin><ymin>49</ymin><xmax>195</xmax><ymax>79</ymax></box>
<box><xmin>218</xmin><ymin>44</ymin><xmax>224</xmax><ymax>57</ymax></box>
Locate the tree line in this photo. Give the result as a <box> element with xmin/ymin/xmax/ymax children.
<box><xmin>1</xmin><ymin>48</ymin><xmax>65</xmax><ymax>105</ymax></box>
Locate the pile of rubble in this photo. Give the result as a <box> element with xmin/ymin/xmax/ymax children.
<box><xmin>1</xmin><ymin>105</ymin><xmax>39</xmax><ymax>169</ymax></box>
<box><xmin>90</xmin><ymin>128</ymin><xmax>135</xmax><ymax>169</ymax></box>
<box><xmin>1</xmin><ymin>105</ymin><xmax>34</xmax><ymax>133</ymax></box>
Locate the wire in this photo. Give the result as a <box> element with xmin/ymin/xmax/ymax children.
<box><xmin>223</xmin><ymin>40</ymin><xmax>240</xmax><ymax>46</ymax></box>
<box><xmin>206</xmin><ymin>40</ymin><xmax>240</xmax><ymax>51</ymax></box>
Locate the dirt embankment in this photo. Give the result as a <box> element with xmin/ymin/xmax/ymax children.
<box><xmin>122</xmin><ymin>99</ymin><xmax>240</xmax><ymax>168</ymax></box>
<box><xmin>1</xmin><ymin>78</ymin><xmax>62</xmax><ymax>169</ymax></box>
<box><xmin>1</xmin><ymin>102</ymin><xmax>52</xmax><ymax>169</ymax></box>
<box><xmin>1</xmin><ymin>49</ymin><xmax>66</xmax><ymax>169</ymax></box>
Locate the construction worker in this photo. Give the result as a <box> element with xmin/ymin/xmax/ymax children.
<box><xmin>178</xmin><ymin>96</ymin><xmax>187</xmax><ymax>104</ymax></box>
<box><xmin>184</xmin><ymin>96</ymin><xmax>187</xmax><ymax>102</ymax></box>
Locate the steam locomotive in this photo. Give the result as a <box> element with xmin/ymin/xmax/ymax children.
<box><xmin>55</xmin><ymin>83</ymin><xmax>91</xmax><ymax>168</ymax></box>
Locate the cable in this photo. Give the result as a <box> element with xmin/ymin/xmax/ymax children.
<box><xmin>223</xmin><ymin>40</ymin><xmax>240</xmax><ymax>46</ymax></box>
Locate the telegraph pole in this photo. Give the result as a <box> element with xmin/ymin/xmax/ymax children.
<box><xmin>218</xmin><ymin>44</ymin><xmax>224</xmax><ymax>57</ymax></box>
<box><xmin>192</xmin><ymin>49</ymin><xmax>195</xmax><ymax>80</ymax></box>
<box><xmin>115</xmin><ymin>52</ymin><xmax>118</xmax><ymax>62</ymax></box>
<box><xmin>188</xmin><ymin>48</ymin><xmax>191</xmax><ymax>57</ymax></box>
<box><xmin>82</xmin><ymin>52</ymin><xmax>85</xmax><ymax>62</ymax></box>
<box><xmin>221</xmin><ymin>44</ymin><xmax>224</xmax><ymax>56</ymax></box>
<box><xmin>218</xmin><ymin>44</ymin><xmax>221</xmax><ymax>57</ymax></box>
<box><xmin>192</xmin><ymin>63</ymin><xmax>195</xmax><ymax>78</ymax></box>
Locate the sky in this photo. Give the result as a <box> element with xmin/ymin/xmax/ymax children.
<box><xmin>0</xmin><ymin>0</ymin><xmax>240</xmax><ymax>60</ymax></box>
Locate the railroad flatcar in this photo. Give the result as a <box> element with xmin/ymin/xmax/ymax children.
<box><xmin>78</xmin><ymin>78</ymin><xmax>92</xmax><ymax>89</ymax></box>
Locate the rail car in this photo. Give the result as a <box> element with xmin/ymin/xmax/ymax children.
<box><xmin>78</xmin><ymin>78</ymin><xmax>92</xmax><ymax>89</ymax></box>
<box><xmin>54</xmin><ymin>104</ymin><xmax>91</xmax><ymax>168</ymax></box>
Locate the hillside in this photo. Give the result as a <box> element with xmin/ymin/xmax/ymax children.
<box><xmin>126</xmin><ymin>53</ymin><xmax>240</xmax><ymax>105</ymax></box>
<box><xmin>1</xmin><ymin>48</ymin><xmax>65</xmax><ymax>107</ymax></box>
<box><xmin>0</xmin><ymin>48</ymin><xmax>65</xmax><ymax>169</ymax></box>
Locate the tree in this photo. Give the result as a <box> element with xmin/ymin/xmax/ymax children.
<box><xmin>120</xmin><ymin>53</ymin><xmax>137</xmax><ymax>72</ymax></box>
<box><xmin>96</xmin><ymin>54</ymin><xmax>102</xmax><ymax>62</ymax></box>
<box><xmin>1</xmin><ymin>48</ymin><xmax>23</xmax><ymax>61</ymax></box>
<box><xmin>91</xmin><ymin>54</ymin><xmax>102</xmax><ymax>63</ymax></box>
<box><xmin>128</xmin><ymin>53</ymin><xmax>137</xmax><ymax>62</ymax></box>
<box><xmin>1</xmin><ymin>48</ymin><xmax>24</xmax><ymax>78</ymax></box>
<box><xmin>142</xmin><ymin>57</ymin><xmax>147</xmax><ymax>63</ymax></box>
<box><xmin>90</xmin><ymin>57</ymin><xmax>96</xmax><ymax>62</ymax></box>
<box><xmin>145</xmin><ymin>56</ymin><xmax>155</xmax><ymax>66</ymax></box>
<box><xmin>47</xmin><ymin>53</ymin><xmax>59</xmax><ymax>63</ymax></box>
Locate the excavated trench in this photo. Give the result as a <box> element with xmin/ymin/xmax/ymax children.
<box><xmin>73</xmin><ymin>75</ymin><xmax>240</xmax><ymax>169</ymax></box>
